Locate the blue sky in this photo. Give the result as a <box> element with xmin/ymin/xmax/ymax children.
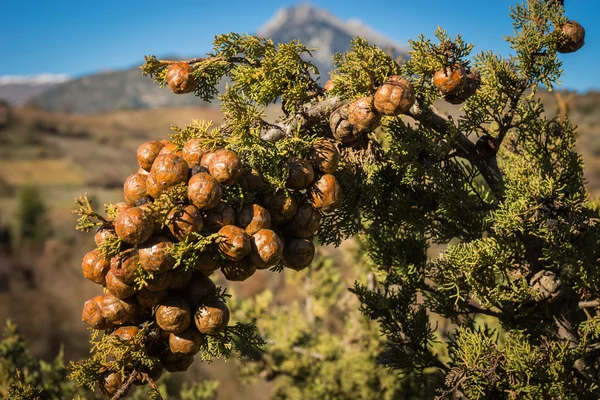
<box><xmin>1</xmin><ymin>0</ymin><xmax>598</xmax><ymax>91</ymax></box>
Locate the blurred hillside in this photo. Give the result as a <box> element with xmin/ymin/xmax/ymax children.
<box><xmin>0</xmin><ymin>75</ymin><xmax>70</xmax><ymax>107</ymax></box>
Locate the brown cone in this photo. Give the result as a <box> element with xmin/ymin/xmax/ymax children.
<box><xmin>283</xmin><ymin>238</ymin><xmax>315</xmax><ymax>271</ymax></box>
<box><xmin>285</xmin><ymin>158</ymin><xmax>315</xmax><ymax>190</ymax></box>
<box><xmin>166</xmin><ymin>204</ymin><xmax>203</xmax><ymax>242</ymax></box>
<box><xmin>309</xmin><ymin>140</ymin><xmax>340</xmax><ymax>174</ymax></box>
<box><xmin>433</xmin><ymin>65</ymin><xmax>467</xmax><ymax>96</ymax></box>
<box><xmin>114</xmin><ymin>207</ymin><xmax>154</xmax><ymax>245</ymax></box>
<box><xmin>194</xmin><ymin>299</ymin><xmax>230</xmax><ymax>335</ymax></box>
<box><xmin>221</xmin><ymin>258</ymin><xmax>257</xmax><ymax>281</ymax></box>
<box><xmin>82</xmin><ymin>249</ymin><xmax>110</xmax><ymax>285</ymax></box>
<box><xmin>183</xmin><ymin>274</ymin><xmax>216</xmax><ymax>305</ymax></box>
<box><xmin>167</xmin><ymin>62</ymin><xmax>197</xmax><ymax>94</ymax></box>
<box><xmin>347</xmin><ymin>96</ymin><xmax>381</xmax><ymax>133</ymax></box>
<box><xmin>123</xmin><ymin>173</ymin><xmax>148</xmax><ymax>206</ymax></box>
<box><xmin>187</xmin><ymin>172</ymin><xmax>222</xmax><ymax>211</ymax></box>
<box><xmin>557</xmin><ymin>20</ymin><xmax>585</xmax><ymax>54</ymax></box>
<box><xmin>216</xmin><ymin>225</ymin><xmax>251</xmax><ymax>261</ymax></box>
<box><xmin>156</xmin><ymin>297</ymin><xmax>192</xmax><ymax>334</ymax></box>
<box><xmin>169</xmin><ymin>329</ymin><xmax>204</xmax><ymax>355</ymax></box>
<box><xmin>145</xmin><ymin>271</ymin><xmax>172</xmax><ymax>292</ymax></box>
<box><xmin>149</xmin><ymin>154</ymin><xmax>189</xmax><ymax>196</ymax></box>
<box><xmin>249</xmin><ymin>229</ymin><xmax>284</xmax><ymax>269</ymax></box>
<box><xmin>194</xmin><ymin>251</ymin><xmax>221</xmax><ymax>275</ymax></box>
<box><xmin>238</xmin><ymin>204</ymin><xmax>272</xmax><ymax>236</ymax></box>
<box><xmin>110</xmin><ymin>248</ymin><xmax>140</xmax><ymax>285</ymax></box>
<box><xmin>283</xmin><ymin>203</ymin><xmax>321</xmax><ymax>238</ymax></box>
<box><xmin>100</xmin><ymin>372</ymin><xmax>125</xmax><ymax>397</ymax></box>
<box><xmin>207</xmin><ymin>149</ymin><xmax>242</xmax><ymax>186</ymax></box>
<box><xmin>169</xmin><ymin>268</ymin><xmax>193</xmax><ymax>290</ymax></box>
<box><xmin>159</xmin><ymin>141</ymin><xmax>182</xmax><ymax>157</ymax></box>
<box><xmin>309</xmin><ymin>174</ymin><xmax>342</xmax><ymax>213</ymax></box>
<box><xmin>204</xmin><ymin>202</ymin><xmax>236</xmax><ymax>232</ymax></box>
<box><xmin>182</xmin><ymin>138</ymin><xmax>209</xmax><ymax>167</ymax></box>
<box><xmin>82</xmin><ymin>294</ymin><xmax>139</xmax><ymax>329</ymax></box>
<box><xmin>161</xmin><ymin>351</ymin><xmax>194</xmax><ymax>372</ymax></box>
<box><xmin>137</xmin><ymin>140</ymin><xmax>164</xmax><ymax>172</ymax></box>
<box><xmin>105</xmin><ymin>270</ymin><xmax>138</xmax><ymax>299</ymax></box>
<box><xmin>443</xmin><ymin>67</ymin><xmax>481</xmax><ymax>104</ymax></box>
<box><xmin>135</xmin><ymin>288</ymin><xmax>168</xmax><ymax>309</ymax></box>
<box><xmin>111</xmin><ymin>325</ymin><xmax>141</xmax><ymax>341</ymax></box>
<box><xmin>373</xmin><ymin>76</ymin><xmax>415</xmax><ymax>115</ymax></box>
<box><xmin>263</xmin><ymin>189</ymin><xmax>298</xmax><ymax>224</ymax></box>
<box><xmin>239</xmin><ymin>169</ymin><xmax>267</xmax><ymax>192</ymax></box>
<box><xmin>139</xmin><ymin>236</ymin><xmax>175</xmax><ymax>274</ymax></box>
<box><xmin>94</xmin><ymin>227</ymin><xmax>116</xmax><ymax>248</ymax></box>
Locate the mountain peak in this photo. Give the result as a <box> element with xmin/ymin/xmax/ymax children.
<box><xmin>257</xmin><ymin>3</ymin><xmax>406</xmax><ymax>75</ymax></box>
<box><xmin>258</xmin><ymin>4</ymin><xmax>346</xmax><ymax>37</ymax></box>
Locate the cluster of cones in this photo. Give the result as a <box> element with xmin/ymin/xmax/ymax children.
<box><xmin>79</xmin><ymin>135</ymin><xmax>342</xmax><ymax>395</ymax></box>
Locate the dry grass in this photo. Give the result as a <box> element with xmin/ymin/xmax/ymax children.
<box><xmin>0</xmin><ymin>159</ymin><xmax>84</xmax><ymax>186</ymax></box>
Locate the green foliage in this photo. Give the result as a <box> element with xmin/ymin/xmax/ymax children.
<box><xmin>345</xmin><ymin>1</ymin><xmax>600</xmax><ymax>397</ymax></box>
<box><xmin>98</xmin><ymin>232</ymin><xmax>122</xmax><ymax>261</ymax></box>
<box><xmin>147</xmin><ymin>183</ymin><xmax>189</xmax><ymax>228</ymax></box>
<box><xmin>142</xmin><ymin>33</ymin><xmax>319</xmax><ymax>114</ymax></box>
<box><xmin>167</xmin><ymin>233</ymin><xmax>221</xmax><ymax>272</ymax></box>
<box><xmin>507</xmin><ymin>1</ymin><xmax>567</xmax><ymax>89</ymax></box>
<box><xmin>329</xmin><ymin>37</ymin><xmax>401</xmax><ymax>100</ymax></box>
<box><xmin>441</xmin><ymin>327</ymin><xmax>593</xmax><ymax>399</ymax></box>
<box><xmin>403</xmin><ymin>27</ymin><xmax>474</xmax><ymax>105</ymax></box>
<box><xmin>15</xmin><ymin>186</ymin><xmax>50</xmax><ymax>245</ymax></box>
<box><xmin>73</xmin><ymin>193</ymin><xmax>109</xmax><ymax>232</ymax></box>
<box><xmin>0</xmin><ymin>320</ymin><xmax>95</xmax><ymax>399</ymax></box>
<box><xmin>231</xmin><ymin>249</ymin><xmax>407</xmax><ymax>399</ymax></box>
<box><xmin>68</xmin><ymin>325</ymin><xmax>161</xmax><ymax>394</ymax></box>
<box><xmin>179</xmin><ymin>380</ymin><xmax>220</xmax><ymax>400</ymax></box>
<box><xmin>0</xmin><ymin>320</ymin><xmax>222</xmax><ymax>399</ymax></box>
<box><xmin>169</xmin><ymin>119</ymin><xmax>222</xmax><ymax>150</ymax></box>
<box><xmin>198</xmin><ymin>322</ymin><xmax>266</xmax><ymax>362</ymax></box>
<box><xmin>233</xmin><ymin>131</ymin><xmax>318</xmax><ymax>190</ymax></box>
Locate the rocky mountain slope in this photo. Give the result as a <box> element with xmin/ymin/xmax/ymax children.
<box><xmin>0</xmin><ymin>74</ymin><xmax>70</xmax><ymax>106</ymax></box>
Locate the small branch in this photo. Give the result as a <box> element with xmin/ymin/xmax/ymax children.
<box><xmin>305</xmin><ymin>275</ymin><xmax>316</xmax><ymax>327</ymax></box>
<box><xmin>141</xmin><ymin>372</ymin><xmax>162</xmax><ymax>398</ymax></box>
<box><xmin>551</xmin><ymin>309</ymin><xmax>598</xmax><ymax>383</ymax></box>
<box><xmin>367</xmin><ymin>272</ymin><xmax>376</xmax><ymax>291</ymax></box>
<box><xmin>265</xmin><ymin>339</ymin><xmax>324</xmax><ymax>360</ymax></box>
<box><xmin>156</xmin><ymin>57</ymin><xmax>208</xmax><ymax>65</ymax></box>
<box><xmin>408</xmin><ymin>101</ymin><xmax>504</xmax><ymax>195</ymax></box>
<box><xmin>301</xmin><ymin>96</ymin><xmax>347</xmax><ymax>124</ymax></box>
<box><xmin>277</xmin><ymin>96</ymin><xmax>348</xmax><ymax>137</ymax></box>
<box><xmin>585</xmin><ymin>342</ymin><xmax>600</xmax><ymax>351</ymax></box>
<box><xmin>110</xmin><ymin>369</ymin><xmax>138</xmax><ymax>400</ymax></box>
<box><xmin>156</xmin><ymin>56</ymin><xmax>254</xmax><ymax>68</ymax></box>
<box><xmin>431</xmin><ymin>356</ymin><xmax>451</xmax><ymax>373</ymax></box>
<box><xmin>496</xmin><ymin>88</ymin><xmax>524</xmax><ymax>147</ymax></box>
<box><xmin>421</xmin><ymin>283</ymin><xmax>501</xmax><ymax>318</ymax></box>
<box><xmin>408</xmin><ymin>102</ymin><xmax>475</xmax><ymax>154</ymax></box>
<box><xmin>466</xmin><ymin>303</ymin><xmax>502</xmax><ymax>318</ymax></box>
<box><xmin>553</xmin><ymin>313</ymin><xmax>579</xmax><ymax>349</ymax></box>
<box><xmin>579</xmin><ymin>300</ymin><xmax>600</xmax><ymax>309</ymax></box>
